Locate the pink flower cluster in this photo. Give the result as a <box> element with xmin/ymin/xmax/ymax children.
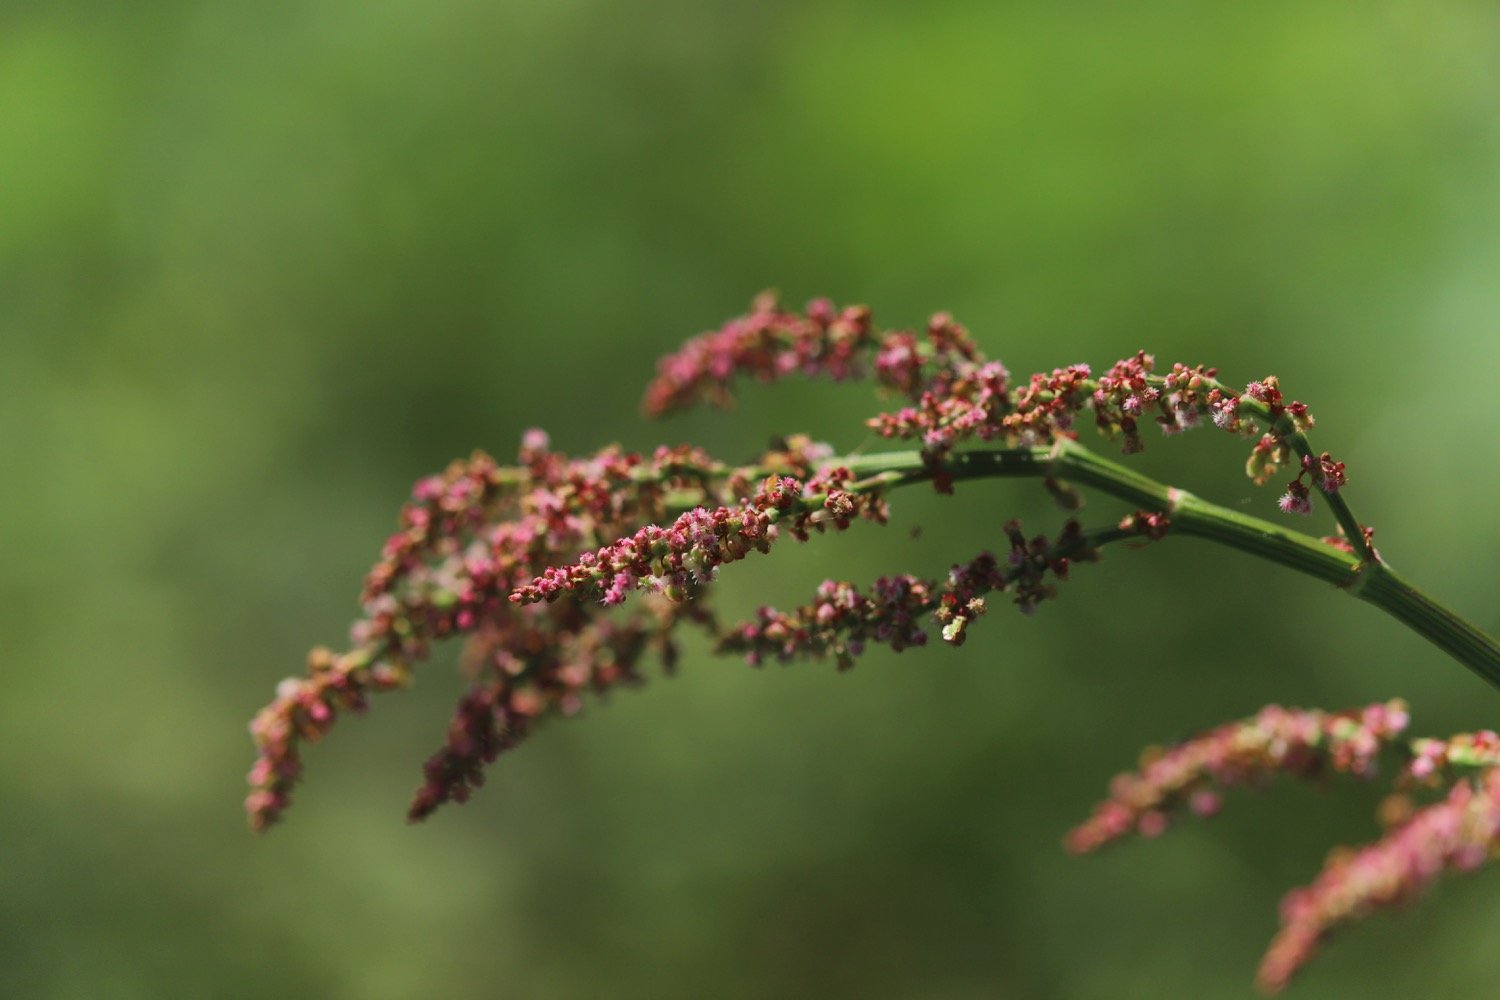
<box><xmin>1242</xmin><ymin>376</ymin><xmax>1311</xmax><ymax>433</ymax></box>
<box><xmin>644</xmin><ymin>296</ymin><xmax>1341</xmax><ymax>518</ymax></box>
<box><xmin>1065</xmin><ymin>700</ymin><xmax>1411</xmax><ymax>854</ymax></box>
<box><xmin>864</xmin><ymin>313</ymin><xmax>1019</xmax><ymax>488</ymax></box>
<box><xmin>1000</xmin><ymin>517</ymin><xmax>1099</xmax><ymax>615</ymax></box>
<box><xmin>407</xmin><ymin>603</ymin><xmax>696</xmax><ymax>820</ymax></box>
<box><xmin>1258</xmin><ymin>768</ymin><xmax>1500</xmax><ymax>993</ymax></box>
<box><xmin>723</xmin><ymin>575</ymin><xmax>935</xmax><ymax>671</ymax></box>
<box><xmin>1063</xmin><ymin>700</ymin><xmax>1500</xmax><ymax>991</ymax></box>
<box><xmin>717</xmin><ymin>516</ymin><xmax>1154</xmax><ymax>670</ymax></box>
<box><xmin>510</xmin><ymin>475</ymin><xmax>799</xmax><ymax>607</ymax></box>
<box><xmin>1277</xmin><ymin>450</ymin><xmax>1349</xmax><ymax>516</ymax></box>
<box><xmin>510</xmin><ymin>467</ymin><xmax>889</xmax><ymax>609</ymax></box>
<box><xmin>641</xmin><ymin>292</ymin><xmax>874</xmax><ymax>417</ymax></box>
<box><xmin>246</xmin><ymin>648</ymin><xmax>408</xmax><ymax>831</ymax></box>
<box><xmin>1236</xmin><ymin>375</ymin><xmax>1351</xmax><ymax>519</ymax></box>
<box><xmin>248</xmin><ymin>433</ymin><xmax>789</xmax><ymax>828</ymax></box>
<box><xmin>1404</xmin><ymin>728</ymin><xmax>1500</xmax><ymax>781</ymax></box>
<box><xmin>1090</xmin><ymin>352</ymin><xmax>1232</xmax><ymax>452</ymax></box>
<box><xmin>409</xmin><ymin>679</ymin><xmax>520</xmax><ymax>821</ymax></box>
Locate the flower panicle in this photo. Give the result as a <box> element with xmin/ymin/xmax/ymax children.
<box><xmin>1257</xmin><ymin>768</ymin><xmax>1500</xmax><ymax>994</ymax></box>
<box><xmin>246</xmin><ymin>294</ymin><xmax>1477</xmax><ymax>995</ymax></box>
<box><xmin>1065</xmin><ymin>703</ymin><xmax>1500</xmax><ymax>992</ymax></box>
<box><xmin>716</xmin><ymin>513</ymin><xmax>1162</xmax><ymax>669</ymax></box>
<box><xmin>1064</xmin><ymin>700</ymin><xmax>1411</xmax><ymax>855</ymax></box>
<box><xmin>246</xmin><ymin>647</ymin><xmax>411</xmax><ymax>831</ymax></box>
<box><xmin>363</xmin><ymin>449</ymin><xmax>512</xmax><ymax>609</ymax></box>
<box><xmin>249</xmin><ymin>430</ymin><xmax>796</xmax><ymax>829</ymax></box>
<box><xmin>508</xmin><ymin>468</ymin><xmax>887</xmax><ymax>610</ymax></box>
<box><xmin>254</xmin><ymin>297</ymin><xmax>1373</xmax><ymax>834</ymax></box>
<box><xmin>406</xmin><ymin>601</ymin><xmax>693</xmax><ymax>821</ymax></box>
<box><xmin>1089</xmin><ymin>353</ymin><xmax>1228</xmax><ymax>451</ymax></box>
<box><xmin>641</xmin><ymin>292</ymin><xmax>875</xmax><ymax>417</ymax></box>
<box><xmin>644</xmin><ymin>297</ymin><xmax>1346</xmax><ymax>519</ymax></box>
<box><xmin>355</xmin><ymin>433</ymin><xmax>715</xmax><ymax>662</ymax></box>
<box><xmin>1404</xmin><ymin>728</ymin><xmax>1500</xmax><ymax>782</ymax></box>
<box><xmin>407</xmin><ymin>681</ymin><xmax>521</xmax><ymax>822</ymax></box>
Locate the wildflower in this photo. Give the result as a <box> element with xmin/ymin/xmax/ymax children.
<box><xmin>248</xmin><ymin>293</ymin><xmax>1490</xmax><ymax>996</ymax></box>
<box><xmin>1257</xmin><ymin>769</ymin><xmax>1500</xmax><ymax>994</ymax></box>
<box><xmin>717</xmin><ymin>517</ymin><xmax>1147</xmax><ymax>668</ymax></box>
<box><xmin>1278</xmin><ymin>483</ymin><xmax>1313</xmax><ymax>515</ymax></box>
<box><xmin>1065</xmin><ymin>701</ymin><xmax>1410</xmax><ymax>854</ymax></box>
<box><xmin>1309</xmin><ymin>451</ymin><xmax>1347</xmax><ymax>493</ymax></box>
<box><xmin>641</xmin><ymin>293</ymin><xmax>874</xmax><ymax>417</ymax></box>
<box><xmin>1211</xmin><ymin>395</ymin><xmax>1241</xmax><ymax>431</ymax></box>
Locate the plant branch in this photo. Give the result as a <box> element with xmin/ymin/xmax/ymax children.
<box><xmin>672</xmin><ymin>439</ymin><xmax>1500</xmax><ymax>688</ymax></box>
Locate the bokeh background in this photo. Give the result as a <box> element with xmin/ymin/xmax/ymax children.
<box><xmin>4</xmin><ymin>1</ymin><xmax>1499</xmax><ymax>997</ymax></box>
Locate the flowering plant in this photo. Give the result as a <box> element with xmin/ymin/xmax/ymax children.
<box><xmin>248</xmin><ymin>295</ymin><xmax>1500</xmax><ymax>993</ymax></box>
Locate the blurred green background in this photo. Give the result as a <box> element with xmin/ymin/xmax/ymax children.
<box><xmin>4</xmin><ymin>1</ymin><xmax>1499</xmax><ymax>997</ymax></box>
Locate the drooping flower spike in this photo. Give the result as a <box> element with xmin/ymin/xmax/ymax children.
<box><xmin>1064</xmin><ymin>701</ymin><xmax>1413</xmax><ymax>855</ymax></box>
<box><xmin>717</xmin><ymin>515</ymin><xmax>1157</xmax><ymax>671</ymax></box>
<box><xmin>645</xmin><ymin>296</ymin><xmax>1341</xmax><ymax>508</ymax></box>
<box><xmin>1258</xmin><ymin>768</ymin><xmax>1500</xmax><ymax>993</ymax></box>
<box><xmin>250</xmin><ymin>433</ymin><xmax>819</xmax><ymax>829</ymax></box>
<box><xmin>1069</xmin><ymin>701</ymin><xmax>1500</xmax><ymax>993</ymax></box>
